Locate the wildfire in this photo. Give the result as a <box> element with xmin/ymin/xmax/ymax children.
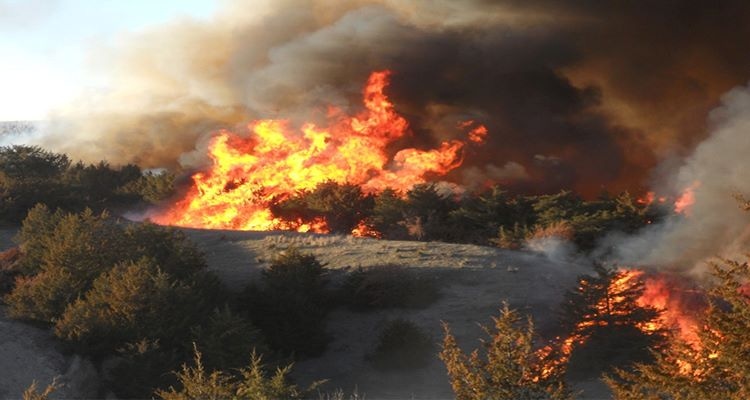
<box><xmin>637</xmin><ymin>274</ymin><xmax>702</xmax><ymax>346</ymax></box>
<box><xmin>674</xmin><ymin>181</ymin><xmax>700</xmax><ymax>215</ymax></box>
<box><xmin>636</xmin><ymin>191</ymin><xmax>667</xmax><ymax>206</ymax></box>
<box><xmin>538</xmin><ymin>268</ymin><xmax>705</xmax><ymax>380</ymax></box>
<box><xmin>637</xmin><ymin>181</ymin><xmax>700</xmax><ymax>216</ymax></box>
<box><xmin>459</xmin><ymin>120</ymin><xmax>488</xmax><ymax>143</ymax></box>
<box><xmin>153</xmin><ymin>70</ymin><xmax>485</xmax><ymax>232</ymax></box>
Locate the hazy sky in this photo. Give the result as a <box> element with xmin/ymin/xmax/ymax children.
<box><xmin>0</xmin><ymin>0</ymin><xmax>218</xmax><ymax>121</ymax></box>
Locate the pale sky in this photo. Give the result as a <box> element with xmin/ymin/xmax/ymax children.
<box><xmin>0</xmin><ymin>0</ymin><xmax>219</xmax><ymax>121</ymax></box>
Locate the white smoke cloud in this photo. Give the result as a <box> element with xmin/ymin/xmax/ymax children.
<box><xmin>609</xmin><ymin>83</ymin><xmax>750</xmax><ymax>273</ymax></box>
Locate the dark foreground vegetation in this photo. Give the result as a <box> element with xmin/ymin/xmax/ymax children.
<box><xmin>5</xmin><ymin>211</ymin><xmax>748</xmax><ymax>400</ymax></box>
<box><xmin>0</xmin><ymin>145</ymin><xmax>173</xmax><ymax>225</ymax></box>
<box><xmin>2</xmin><ymin>145</ymin><xmax>750</xmax><ymax>399</ymax></box>
<box><xmin>0</xmin><ymin>206</ymin><xmax>441</xmax><ymax>398</ymax></box>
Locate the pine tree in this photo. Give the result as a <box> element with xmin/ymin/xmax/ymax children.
<box><xmin>605</xmin><ymin>257</ymin><xmax>750</xmax><ymax>400</ymax></box>
<box><xmin>561</xmin><ymin>264</ymin><xmax>667</xmax><ymax>378</ymax></box>
<box><xmin>156</xmin><ymin>347</ymin><xmax>319</xmax><ymax>400</ymax></box>
<box><xmin>439</xmin><ymin>303</ymin><xmax>573</xmax><ymax>400</ymax></box>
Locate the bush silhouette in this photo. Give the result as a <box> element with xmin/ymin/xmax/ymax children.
<box><xmin>368</xmin><ymin>319</ymin><xmax>433</xmax><ymax>371</ymax></box>
<box><xmin>54</xmin><ymin>259</ymin><xmax>211</xmax><ymax>356</ymax></box>
<box><xmin>6</xmin><ymin>206</ymin><xmax>213</xmax><ymax>324</ymax></box>
<box><xmin>242</xmin><ymin>249</ymin><xmax>330</xmax><ymax>357</ymax></box>
<box><xmin>190</xmin><ymin>306</ymin><xmax>269</xmax><ymax>371</ymax></box>
<box><xmin>156</xmin><ymin>347</ymin><xmax>318</xmax><ymax>400</ymax></box>
<box><xmin>440</xmin><ymin>304</ymin><xmax>573</xmax><ymax>400</ymax></box>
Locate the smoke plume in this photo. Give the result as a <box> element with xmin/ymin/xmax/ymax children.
<box><xmin>610</xmin><ymin>84</ymin><xmax>750</xmax><ymax>273</ymax></box>
<box><xmin>18</xmin><ymin>0</ymin><xmax>746</xmax><ymax>197</ymax></box>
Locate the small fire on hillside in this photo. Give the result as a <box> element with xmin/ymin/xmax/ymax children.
<box><xmin>637</xmin><ymin>181</ymin><xmax>700</xmax><ymax>216</ymax></box>
<box><xmin>637</xmin><ymin>272</ymin><xmax>705</xmax><ymax>346</ymax></box>
<box><xmin>153</xmin><ymin>70</ymin><xmax>485</xmax><ymax>233</ymax></box>
<box><xmin>538</xmin><ymin>268</ymin><xmax>708</xmax><ymax>380</ymax></box>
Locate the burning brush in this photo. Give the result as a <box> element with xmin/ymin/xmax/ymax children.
<box><xmin>153</xmin><ymin>70</ymin><xmax>486</xmax><ymax>233</ymax></box>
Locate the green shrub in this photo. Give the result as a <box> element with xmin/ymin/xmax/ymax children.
<box><xmin>491</xmin><ymin>223</ymin><xmax>531</xmax><ymax>250</ymax></box>
<box><xmin>6</xmin><ymin>207</ymin><xmax>214</xmax><ymax>324</ymax></box>
<box><xmin>156</xmin><ymin>347</ymin><xmax>318</xmax><ymax>400</ymax></box>
<box><xmin>5</xmin><ymin>267</ymin><xmax>78</xmax><ymax>322</ymax></box>
<box><xmin>271</xmin><ymin>181</ymin><xmax>374</xmax><ymax>233</ymax></box>
<box><xmin>0</xmin><ymin>145</ymin><xmax>70</xmax><ymax>180</ymax></box>
<box><xmin>339</xmin><ymin>265</ymin><xmax>439</xmax><ymax>310</ymax></box>
<box><xmin>440</xmin><ymin>304</ymin><xmax>573</xmax><ymax>400</ymax></box>
<box><xmin>403</xmin><ymin>183</ymin><xmax>459</xmax><ymax>241</ymax></box>
<box><xmin>122</xmin><ymin>223</ymin><xmax>207</xmax><ymax>281</ymax></box>
<box><xmin>117</xmin><ymin>170</ymin><xmax>175</xmax><ymax>203</ymax></box>
<box><xmin>370</xmin><ymin>188</ymin><xmax>408</xmax><ymax>239</ymax></box>
<box><xmin>17</xmin><ymin>205</ymin><xmax>118</xmax><ymax>276</ymax></box>
<box><xmin>54</xmin><ymin>259</ymin><xmax>211</xmax><ymax>356</ymax></box>
<box><xmin>0</xmin><ymin>247</ymin><xmax>22</xmax><ymax>296</ymax></box>
<box><xmin>367</xmin><ymin>319</ymin><xmax>433</xmax><ymax>371</ymax></box>
<box><xmin>190</xmin><ymin>306</ymin><xmax>269</xmax><ymax>371</ymax></box>
<box><xmin>302</xmin><ymin>181</ymin><xmax>374</xmax><ymax>234</ymax></box>
<box><xmin>242</xmin><ymin>249</ymin><xmax>330</xmax><ymax>357</ymax></box>
<box><xmin>106</xmin><ymin>339</ymin><xmax>181</xmax><ymax>399</ymax></box>
<box><xmin>0</xmin><ymin>145</ymin><xmax>165</xmax><ymax>224</ymax></box>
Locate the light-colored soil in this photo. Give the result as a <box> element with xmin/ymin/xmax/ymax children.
<box><xmin>183</xmin><ymin>228</ymin><xmax>606</xmax><ymax>399</ymax></box>
<box><xmin>0</xmin><ymin>227</ymin><xmax>609</xmax><ymax>399</ymax></box>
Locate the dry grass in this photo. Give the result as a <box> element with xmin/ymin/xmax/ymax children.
<box><xmin>529</xmin><ymin>221</ymin><xmax>575</xmax><ymax>241</ymax></box>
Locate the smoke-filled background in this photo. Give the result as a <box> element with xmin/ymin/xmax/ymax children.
<box><xmin>23</xmin><ymin>0</ymin><xmax>749</xmax><ymax>197</ymax></box>
<box><xmin>610</xmin><ymin>84</ymin><xmax>750</xmax><ymax>272</ymax></box>
<box><xmin>8</xmin><ymin>0</ymin><xmax>750</xmax><ymax>271</ymax></box>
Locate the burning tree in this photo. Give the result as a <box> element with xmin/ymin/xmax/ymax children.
<box><xmin>560</xmin><ymin>264</ymin><xmax>668</xmax><ymax>378</ymax></box>
<box><xmin>605</xmin><ymin>258</ymin><xmax>750</xmax><ymax>400</ymax></box>
<box><xmin>270</xmin><ymin>181</ymin><xmax>375</xmax><ymax>234</ymax></box>
<box><xmin>440</xmin><ymin>303</ymin><xmax>573</xmax><ymax>400</ymax></box>
<box><xmin>154</xmin><ymin>70</ymin><xmax>485</xmax><ymax>234</ymax></box>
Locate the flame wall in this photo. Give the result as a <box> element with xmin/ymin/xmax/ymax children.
<box><xmin>32</xmin><ymin>0</ymin><xmax>750</xmax><ymax>197</ymax></box>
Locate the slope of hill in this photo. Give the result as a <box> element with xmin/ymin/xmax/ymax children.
<box><xmin>183</xmin><ymin>229</ymin><xmax>602</xmax><ymax>399</ymax></box>
<box><xmin>0</xmin><ymin>227</ymin><xmax>606</xmax><ymax>398</ymax></box>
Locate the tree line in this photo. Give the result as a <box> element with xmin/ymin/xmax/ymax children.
<box><xmin>0</xmin><ymin>145</ymin><xmax>173</xmax><ymax>225</ymax></box>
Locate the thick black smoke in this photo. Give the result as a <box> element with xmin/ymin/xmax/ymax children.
<box><xmin>28</xmin><ymin>0</ymin><xmax>750</xmax><ymax>197</ymax></box>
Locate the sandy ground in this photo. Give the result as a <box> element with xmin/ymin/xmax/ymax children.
<box><xmin>0</xmin><ymin>229</ymin><xmax>97</xmax><ymax>398</ymax></box>
<box><xmin>183</xmin><ymin>229</ymin><xmax>608</xmax><ymax>399</ymax></box>
<box><xmin>0</xmin><ymin>306</ymin><xmax>67</xmax><ymax>399</ymax></box>
<box><xmin>0</xmin><ymin>227</ymin><xmax>610</xmax><ymax>399</ymax></box>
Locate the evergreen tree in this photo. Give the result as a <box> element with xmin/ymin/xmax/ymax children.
<box><xmin>370</xmin><ymin>188</ymin><xmax>408</xmax><ymax>239</ymax></box>
<box><xmin>561</xmin><ymin>264</ymin><xmax>667</xmax><ymax>378</ymax></box>
<box><xmin>156</xmin><ymin>347</ymin><xmax>319</xmax><ymax>400</ymax></box>
<box><xmin>440</xmin><ymin>303</ymin><xmax>573</xmax><ymax>400</ymax></box>
<box><xmin>242</xmin><ymin>249</ymin><xmax>330</xmax><ymax>357</ymax></box>
<box><xmin>605</xmin><ymin>257</ymin><xmax>750</xmax><ymax>400</ymax></box>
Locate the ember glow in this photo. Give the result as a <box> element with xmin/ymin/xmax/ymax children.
<box><xmin>539</xmin><ymin>268</ymin><xmax>705</xmax><ymax>379</ymax></box>
<box><xmin>153</xmin><ymin>70</ymin><xmax>485</xmax><ymax>232</ymax></box>
<box><xmin>674</xmin><ymin>181</ymin><xmax>700</xmax><ymax>215</ymax></box>
<box><xmin>636</xmin><ymin>192</ymin><xmax>667</xmax><ymax>206</ymax></box>
<box><xmin>636</xmin><ymin>183</ymin><xmax>700</xmax><ymax>216</ymax></box>
<box><xmin>637</xmin><ymin>274</ymin><xmax>703</xmax><ymax>347</ymax></box>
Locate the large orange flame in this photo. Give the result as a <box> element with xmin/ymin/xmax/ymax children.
<box><xmin>637</xmin><ymin>274</ymin><xmax>702</xmax><ymax>347</ymax></box>
<box><xmin>153</xmin><ymin>70</ymin><xmax>484</xmax><ymax>232</ymax></box>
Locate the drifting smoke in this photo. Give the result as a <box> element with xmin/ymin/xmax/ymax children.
<box><xmin>610</xmin><ymin>84</ymin><xmax>750</xmax><ymax>273</ymax></box>
<box><xmin>15</xmin><ymin>0</ymin><xmax>749</xmax><ymax>196</ymax></box>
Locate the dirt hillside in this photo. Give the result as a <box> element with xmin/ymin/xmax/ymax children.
<box><xmin>183</xmin><ymin>229</ymin><xmax>606</xmax><ymax>399</ymax></box>
<box><xmin>0</xmin><ymin>227</ymin><xmax>608</xmax><ymax>399</ymax></box>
